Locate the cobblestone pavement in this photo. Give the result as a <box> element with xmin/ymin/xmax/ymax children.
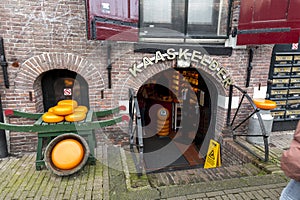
<box><xmin>0</xmin><ymin>131</ymin><xmax>294</xmax><ymax>200</ymax></box>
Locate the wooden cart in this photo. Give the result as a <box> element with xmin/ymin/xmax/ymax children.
<box><xmin>1</xmin><ymin>106</ymin><xmax>127</xmax><ymax>171</ymax></box>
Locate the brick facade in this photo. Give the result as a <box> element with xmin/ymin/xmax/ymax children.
<box><xmin>0</xmin><ymin>0</ymin><xmax>274</xmax><ymax>154</ymax></box>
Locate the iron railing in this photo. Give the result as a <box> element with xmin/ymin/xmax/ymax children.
<box><xmin>227</xmin><ymin>84</ymin><xmax>269</xmax><ymax>162</ymax></box>
<box><xmin>128</xmin><ymin>88</ymin><xmax>144</xmax><ymax>175</ymax></box>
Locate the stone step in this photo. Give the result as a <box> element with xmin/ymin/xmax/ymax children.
<box><xmin>147</xmin><ymin>162</ymin><xmax>263</xmax><ymax>187</ymax></box>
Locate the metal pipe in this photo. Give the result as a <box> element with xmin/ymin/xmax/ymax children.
<box><xmin>107</xmin><ymin>43</ymin><xmax>112</xmax><ymax>89</ymax></box>
<box><xmin>226</xmin><ymin>84</ymin><xmax>233</xmax><ymax>126</ymax></box>
<box><xmin>0</xmin><ymin>37</ymin><xmax>9</xmax><ymax>88</ymax></box>
<box><xmin>0</xmin><ymin>94</ymin><xmax>8</xmax><ymax>158</ymax></box>
<box><xmin>246</xmin><ymin>48</ymin><xmax>254</xmax><ymax>87</ymax></box>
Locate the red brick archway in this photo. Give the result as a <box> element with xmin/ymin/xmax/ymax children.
<box><xmin>14</xmin><ymin>53</ymin><xmax>104</xmax><ymax>113</ymax></box>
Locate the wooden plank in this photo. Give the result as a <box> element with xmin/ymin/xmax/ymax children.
<box><xmin>12</xmin><ymin>110</ymin><xmax>42</xmax><ymax>120</ymax></box>
<box><xmin>85</xmin><ymin>110</ymin><xmax>93</xmax><ymax>122</ymax></box>
<box><xmin>0</xmin><ymin>116</ymin><xmax>123</xmax><ymax>133</ymax></box>
<box><xmin>94</xmin><ymin>106</ymin><xmax>120</xmax><ymax>117</ymax></box>
<box><xmin>34</xmin><ymin>117</ymin><xmax>44</xmax><ymax>126</ymax></box>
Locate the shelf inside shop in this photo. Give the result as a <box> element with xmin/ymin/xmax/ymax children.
<box><xmin>287</xmin><ymin>96</ymin><xmax>300</xmax><ymax>100</ymax></box>
<box><xmin>291</xmin><ymin>73</ymin><xmax>300</xmax><ymax>76</ymax></box>
<box><xmin>287</xmin><ymin>86</ymin><xmax>300</xmax><ymax>89</ymax></box>
<box><xmin>274</xmin><ymin>63</ymin><xmax>293</xmax><ymax>67</ymax></box>
<box><xmin>276</xmin><ymin>52</ymin><xmax>300</xmax><ymax>55</ymax></box>
<box><xmin>290</xmin><ymin>75</ymin><xmax>300</xmax><ymax>78</ymax></box>
<box><xmin>283</xmin><ymin>117</ymin><xmax>300</xmax><ymax>121</ymax></box>
<box><xmin>269</xmin><ymin>86</ymin><xmax>289</xmax><ymax>90</ymax></box>
<box><xmin>271</xmin><ymin>109</ymin><xmax>286</xmax><ymax>120</ymax></box>
<box><xmin>273</xmin><ymin>118</ymin><xmax>286</xmax><ymax>122</ymax></box>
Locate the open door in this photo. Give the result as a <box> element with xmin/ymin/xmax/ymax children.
<box><xmin>41</xmin><ymin>69</ymin><xmax>89</xmax><ymax>112</ymax></box>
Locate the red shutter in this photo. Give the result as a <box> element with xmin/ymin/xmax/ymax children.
<box><xmin>86</xmin><ymin>0</ymin><xmax>139</xmax><ymax>41</ymax></box>
<box><xmin>237</xmin><ymin>0</ymin><xmax>300</xmax><ymax>45</ymax></box>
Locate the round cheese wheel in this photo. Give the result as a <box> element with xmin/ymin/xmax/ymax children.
<box><xmin>51</xmin><ymin>139</ymin><xmax>84</xmax><ymax>170</ymax></box>
<box><xmin>48</xmin><ymin>107</ymin><xmax>54</xmax><ymax>113</ymax></box>
<box><xmin>57</xmin><ymin>99</ymin><xmax>78</xmax><ymax>108</ymax></box>
<box><xmin>74</xmin><ymin>106</ymin><xmax>88</xmax><ymax>113</ymax></box>
<box><xmin>52</xmin><ymin>105</ymin><xmax>74</xmax><ymax>116</ymax></box>
<box><xmin>253</xmin><ymin>99</ymin><xmax>277</xmax><ymax>110</ymax></box>
<box><xmin>65</xmin><ymin>111</ymin><xmax>86</xmax><ymax>122</ymax></box>
<box><xmin>42</xmin><ymin>112</ymin><xmax>64</xmax><ymax>123</ymax></box>
<box><xmin>157</xmin><ymin>108</ymin><xmax>169</xmax><ymax>120</ymax></box>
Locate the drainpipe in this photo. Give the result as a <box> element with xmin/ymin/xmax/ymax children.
<box><xmin>246</xmin><ymin>48</ymin><xmax>254</xmax><ymax>88</ymax></box>
<box><xmin>0</xmin><ymin>37</ymin><xmax>9</xmax><ymax>89</ymax></box>
<box><xmin>107</xmin><ymin>43</ymin><xmax>112</xmax><ymax>89</ymax></box>
<box><xmin>0</xmin><ymin>94</ymin><xmax>8</xmax><ymax>158</ymax></box>
<box><xmin>0</xmin><ymin>38</ymin><xmax>8</xmax><ymax>157</ymax></box>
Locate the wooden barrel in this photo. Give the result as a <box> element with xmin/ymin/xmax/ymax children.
<box><xmin>44</xmin><ymin>133</ymin><xmax>90</xmax><ymax>176</ymax></box>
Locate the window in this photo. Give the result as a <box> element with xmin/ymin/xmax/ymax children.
<box><xmin>143</xmin><ymin>0</ymin><xmax>172</xmax><ymax>23</ymax></box>
<box><xmin>86</xmin><ymin>0</ymin><xmax>139</xmax><ymax>41</ymax></box>
<box><xmin>139</xmin><ymin>0</ymin><xmax>230</xmax><ymax>42</ymax></box>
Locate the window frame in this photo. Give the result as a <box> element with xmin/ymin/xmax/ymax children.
<box><xmin>139</xmin><ymin>0</ymin><xmax>231</xmax><ymax>40</ymax></box>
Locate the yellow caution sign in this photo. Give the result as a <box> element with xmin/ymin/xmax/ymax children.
<box><xmin>204</xmin><ymin>139</ymin><xmax>221</xmax><ymax>169</ymax></box>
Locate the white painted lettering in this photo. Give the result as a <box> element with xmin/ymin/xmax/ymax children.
<box><xmin>216</xmin><ymin>67</ymin><xmax>227</xmax><ymax>80</ymax></box>
<box><xmin>155</xmin><ymin>51</ymin><xmax>166</xmax><ymax>63</ymax></box>
<box><xmin>209</xmin><ymin>60</ymin><xmax>219</xmax><ymax>71</ymax></box>
<box><xmin>178</xmin><ymin>48</ymin><xmax>190</xmax><ymax>60</ymax></box>
<box><xmin>223</xmin><ymin>77</ymin><xmax>233</xmax><ymax>88</ymax></box>
<box><xmin>191</xmin><ymin>50</ymin><xmax>202</xmax><ymax>62</ymax></box>
<box><xmin>167</xmin><ymin>48</ymin><xmax>176</xmax><ymax>60</ymax></box>
<box><xmin>200</xmin><ymin>55</ymin><xmax>211</xmax><ymax>66</ymax></box>
<box><xmin>129</xmin><ymin>63</ymin><xmax>143</xmax><ymax>77</ymax></box>
<box><xmin>143</xmin><ymin>57</ymin><xmax>154</xmax><ymax>69</ymax></box>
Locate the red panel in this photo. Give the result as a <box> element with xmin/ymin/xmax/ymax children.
<box><xmin>94</xmin><ymin>21</ymin><xmax>138</xmax><ymax>41</ymax></box>
<box><xmin>237</xmin><ymin>31</ymin><xmax>300</xmax><ymax>45</ymax></box>
<box><xmin>253</xmin><ymin>0</ymin><xmax>289</xmax><ymax>21</ymax></box>
<box><xmin>87</xmin><ymin>0</ymin><xmax>138</xmax><ymax>41</ymax></box>
<box><xmin>237</xmin><ymin>0</ymin><xmax>300</xmax><ymax>45</ymax></box>
<box><xmin>288</xmin><ymin>0</ymin><xmax>300</xmax><ymax>20</ymax></box>
<box><xmin>90</xmin><ymin>0</ymin><xmax>138</xmax><ymax>22</ymax></box>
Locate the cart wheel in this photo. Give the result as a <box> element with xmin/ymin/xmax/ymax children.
<box><xmin>44</xmin><ymin>133</ymin><xmax>90</xmax><ymax>176</ymax></box>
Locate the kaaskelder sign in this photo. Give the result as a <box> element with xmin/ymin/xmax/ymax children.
<box><xmin>128</xmin><ymin>48</ymin><xmax>232</xmax><ymax>88</ymax></box>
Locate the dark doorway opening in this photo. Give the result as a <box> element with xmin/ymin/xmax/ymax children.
<box><xmin>41</xmin><ymin>69</ymin><xmax>89</xmax><ymax>112</ymax></box>
<box><xmin>137</xmin><ymin>68</ymin><xmax>211</xmax><ymax>172</ymax></box>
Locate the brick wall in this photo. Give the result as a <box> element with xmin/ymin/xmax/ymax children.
<box><xmin>0</xmin><ymin>0</ymin><xmax>274</xmax><ymax>154</ymax></box>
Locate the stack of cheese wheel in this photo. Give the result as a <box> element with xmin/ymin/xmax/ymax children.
<box><xmin>172</xmin><ymin>72</ymin><xmax>180</xmax><ymax>96</ymax></box>
<box><xmin>156</xmin><ymin>107</ymin><xmax>170</xmax><ymax>136</ymax></box>
<box><xmin>42</xmin><ymin>100</ymin><xmax>88</xmax><ymax>123</ymax></box>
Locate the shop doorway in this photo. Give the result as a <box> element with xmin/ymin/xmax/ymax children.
<box><xmin>41</xmin><ymin>69</ymin><xmax>89</xmax><ymax>112</ymax></box>
<box><xmin>137</xmin><ymin>68</ymin><xmax>211</xmax><ymax>172</ymax></box>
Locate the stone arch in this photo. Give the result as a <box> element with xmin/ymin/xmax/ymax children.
<box><xmin>14</xmin><ymin>53</ymin><xmax>104</xmax><ymax>112</ymax></box>
<box><xmin>112</xmin><ymin>53</ymin><xmax>231</xmax><ymax>152</ymax></box>
<box><xmin>113</xmin><ymin>55</ymin><xmax>229</xmax><ymax>101</ymax></box>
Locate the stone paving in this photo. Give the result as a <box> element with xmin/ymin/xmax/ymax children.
<box><xmin>0</xmin><ymin>130</ymin><xmax>294</xmax><ymax>200</ymax></box>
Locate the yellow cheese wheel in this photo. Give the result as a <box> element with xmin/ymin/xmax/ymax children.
<box><xmin>42</xmin><ymin>112</ymin><xmax>64</xmax><ymax>123</ymax></box>
<box><xmin>74</xmin><ymin>106</ymin><xmax>88</xmax><ymax>113</ymax></box>
<box><xmin>57</xmin><ymin>99</ymin><xmax>78</xmax><ymax>108</ymax></box>
<box><xmin>157</xmin><ymin>131</ymin><xmax>169</xmax><ymax>136</ymax></box>
<box><xmin>51</xmin><ymin>139</ymin><xmax>84</xmax><ymax>170</ymax></box>
<box><xmin>157</xmin><ymin>108</ymin><xmax>169</xmax><ymax>120</ymax></box>
<box><xmin>253</xmin><ymin>99</ymin><xmax>277</xmax><ymax>110</ymax></box>
<box><xmin>52</xmin><ymin>105</ymin><xmax>74</xmax><ymax>116</ymax></box>
<box><xmin>157</xmin><ymin>120</ymin><xmax>170</xmax><ymax>126</ymax></box>
<box><xmin>48</xmin><ymin>107</ymin><xmax>54</xmax><ymax>113</ymax></box>
<box><xmin>65</xmin><ymin>111</ymin><xmax>86</xmax><ymax>122</ymax></box>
